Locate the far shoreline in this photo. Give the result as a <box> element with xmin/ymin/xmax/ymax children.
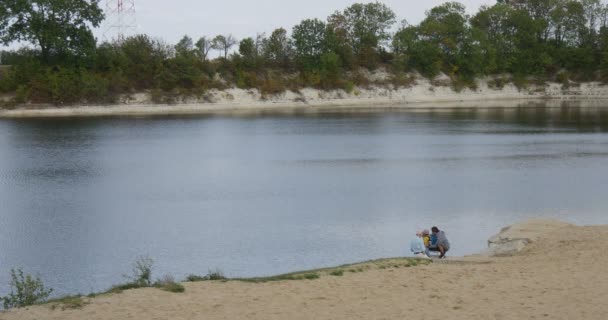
<box><xmin>3</xmin><ymin>80</ymin><xmax>608</xmax><ymax>118</ymax></box>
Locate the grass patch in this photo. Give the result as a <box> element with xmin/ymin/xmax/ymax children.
<box><xmin>185</xmin><ymin>269</ymin><xmax>227</xmax><ymax>282</ymax></box>
<box><xmin>47</xmin><ymin>295</ymin><xmax>88</xmax><ymax>310</ymax></box>
<box><xmin>159</xmin><ymin>282</ymin><xmax>185</xmax><ymax>293</ymax></box>
<box><xmin>186</xmin><ymin>274</ymin><xmax>206</xmax><ymax>282</ymax></box>
<box><xmin>206</xmin><ymin>268</ymin><xmax>226</xmax><ymax>281</ymax></box>
<box><xmin>329</xmin><ymin>270</ymin><xmax>344</xmax><ymax>276</ymax></box>
<box><xmin>303</xmin><ymin>273</ymin><xmax>320</xmax><ymax>280</ymax></box>
<box><xmin>154</xmin><ymin>275</ymin><xmax>185</xmax><ymax>293</ymax></box>
<box><xmin>234</xmin><ymin>257</ymin><xmax>431</xmax><ymax>283</ymax></box>
<box><xmin>106</xmin><ymin>281</ymin><xmax>145</xmax><ymax>294</ymax></box>
<box><xmin>34</xmin><ymin>257</ymin><xmax>430</xmax><ymax>303</ymax></box>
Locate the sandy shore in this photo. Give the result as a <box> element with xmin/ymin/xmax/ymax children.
<box><xmin>2</xmin><ymin>80</ymin><xmax>608</xmax><ymax>118</ymax></box>
<box><xmin>2</xmin><ymin>218</ymin><xmax>607</xmax><ymax>320</ymax></box>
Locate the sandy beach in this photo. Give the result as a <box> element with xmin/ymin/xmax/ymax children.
<box><xmin>2</xmin><ymin>218</ymin><xmax>607</xmax><ymax>320</ymax></box>
<box><xmin>2</xmin><ymin>79</ymin><xmax>608</xmax><ymax>118</ymax></box>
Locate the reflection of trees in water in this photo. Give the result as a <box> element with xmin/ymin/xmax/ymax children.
<box><xmin>424</xmin><ymin>104</ymin><xmax>608</xmax><ymax>132</ymax></box>
<box><xmin>513</xmin><ymin>105</ymin><xmax>608</xmax><ymax>132</ymax></box>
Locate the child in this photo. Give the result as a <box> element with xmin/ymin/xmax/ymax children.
<box><xmin>422</xmin><ymin>229</ymin><xmax>431</xmax><ymax>247</ymax></box>
<box><xmin>410</xmin><ymin>231</ymin><xmax>429</xmax><ymax>258</ymax></box>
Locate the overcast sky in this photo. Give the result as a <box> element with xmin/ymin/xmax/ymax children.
<box><xmin>99</xmin><ymin>0</ymin><xmax>496</xmax><ymax>44</ymax></box>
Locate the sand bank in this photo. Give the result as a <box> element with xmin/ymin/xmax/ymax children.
<box><xmin>2</xmin><ymin>79</ymin><xmax>608</xmax><ymax>118</ymax></box>
<box><xmin>2</xmin><ymin>218</ymin><xmax>607</xmax><ymax>320</ymax></box>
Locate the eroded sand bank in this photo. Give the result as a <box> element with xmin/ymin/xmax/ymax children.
<box><xmin>2</xmin><ymin>79</ymin><xmax>608</xmax><ymax>118</ymax></box>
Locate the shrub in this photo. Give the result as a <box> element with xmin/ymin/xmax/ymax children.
<box><xmin>303</xmin><ymin>273</ymin><xmax>319</xmax><ymax>280</ymax></box>
<box><xmin>451</xmin><ymin>77</ymin><xmax>477</xmax><ymax>93</ymax></box>
<box><xmin>351</xmin><ymin>70</ymin><xmax>371</xmax><ymax>88</ymax></box>
<box><xmin>259</xmin><ymin>72</ymin><xmax>286</xmax><ymax>96</ymax></box>
<box><xmin>205</xmin><ymin>268</ymin><xmax>226</xmax><ymax>281</ymax></box>
<box><xmin>131</xmin><ymin>256</ymin><xmax>154</xmax><ymax>287</ymax></box>
<box><xmin>185</xmin><ymin>269</ymin><xmax>226</xmax><ymax>281</ymax></box>
<box><xmin>108</xmin><ymin>282</ymin><xmax>142</xmax><ymax>294</ymax></box>
<box><xmin>185</xmin><ymin>274</ymin><xmax>206</xmax><ymax>282</ymax></box>
<box><xmin>343</xmin><ymin>81</ymin><xmax>355</xmax><ymax>93</ymax></box>
<box><xmin>1</xmin><ymin>268</ymin><xmax>53</xmax><ymax>309</ymax></box>
<box><xmin>319</xmin><ymin>52</ymin><xmax>342</xmax><ymax>89</ymax></box>
<box><xmin>329</xmin><ymin>270</ymin><xmax>344</xmax><ymax>276</ymax></box>
<box><xmin>106</xmin><ymin>256</ymin><xmax>155</xmax><ymax>294</ymax></box>
<box><xmin>556</xmin><ymin>71</ymin><xmax>570</xmax><ymax>88</ymax></box>
<box><xmin>154</xmin><ymin>275</ymin><xmax>185</xmax><ymax>293</ymax></box>
<box><xmin>488</xmin><ymin>77</ymin><xmax>508</xmax><ymax>90</ymax></box>
<box><xmin>14</xmin><ymin>85</ymin><xmax>30</xmax><ymax>103</ymax></box>
<box><xmin>80</xmin><ymin>72</ymin><xmax>111</xmax><ymax>103</ymax></box>
<box><xmin>512</xmin><ymin>76</ymin><xmax>529</xmax><ymax>91</ymax></box>
<box><xmin>390</xmin><ymin>72</ymin><xmax>416</xmax><ymax>88</ymax></box>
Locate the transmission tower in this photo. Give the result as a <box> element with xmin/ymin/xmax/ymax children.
<box><xmin>103</xmin><ymin>0</ymin><xmax>137</xmax><ymax>42</ymax></box>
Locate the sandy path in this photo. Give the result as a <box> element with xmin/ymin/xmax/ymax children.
<box><xmin>2</xmin><ymin>221</ymin><xmax>607</xmax><ymax>320</ymax></box>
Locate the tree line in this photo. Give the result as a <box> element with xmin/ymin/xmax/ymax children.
<box><xmin>2</xmin><ymin>0</ymin><xmax>608</xmax><ymax>105</ymax></box>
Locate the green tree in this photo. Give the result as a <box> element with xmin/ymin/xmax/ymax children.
<box><xmin>600</xmin><ymin>26</ymin><xmax>608</xmax><ymax>81</ymax></box>
<box><xmin>328</xmin><ymin>1</ymin><xmax>395</xmax><ymax>68</ymax></box>
<box><xmin>331</xmin><ymin>2</ymin><xmax>396</xmax><ymax>54</ymax></box>
<box><xmin>510</xmin><ymin>9</ymin><xmax>552</xmax><ymax>74</ymax></box>
<box><xmin>550</xmin><ymin>1</ymin><xmax>586</xmax><ymax>47</ymax></box>
<box><xmin>418</xmin><ymin>2</ymin><xmax>469</xmax><ymax>75</ymax></box>
<box><xmin>175</xmin><ymin>35</ymin><xmax>194</xmax><ymax>57</ymax></box>
<box><xmin>265</xmin><ymin>28</ymin><xmax>292</xmax><ymax>69</ymax></box>
<box><xmin>120</xmin><ymin>34</ymin><xmax>170</xmax><ymax>90</ymax></box>
<box><xmin>471</xmin><ymin>3</ymin><xmax>518</xmax><ymax>73</ymax></box>
<box><xmin>239</xmin><ymin>38</ymin><xmax>255</xmax><ymax>60</ymax></box>
<box><xmin>292</xmin><ymin>19</ymin><xmax>327</xmax><ymax>71</ymax></box>
<box><xmin>238</xmin><ymin>37</ymin><xmax>257</xmax><ymax>69</ymax></box>
<box><xmin>0</xmin><ymin>0</ymin><xmax>104</xmax><ymax>63</ymax></box>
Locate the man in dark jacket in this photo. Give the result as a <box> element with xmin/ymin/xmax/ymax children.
<box><xmin>428</xmin><ymin>226</ymin><xmax>450</xmax><ymax>259</ymax></box>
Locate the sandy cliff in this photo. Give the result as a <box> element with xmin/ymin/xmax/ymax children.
<box><xmin>2</xmin><ymin>77</ymin><xmax>608</xmax><ymax>118</ymax></box>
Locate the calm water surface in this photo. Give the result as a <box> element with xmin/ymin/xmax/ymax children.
<box><xmin>1</xmin><ymin>105</ymin><xmax>608</xmax><ymax>296</ymax></box>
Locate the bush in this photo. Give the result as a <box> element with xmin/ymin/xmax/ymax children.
<box><xmin>1</xmin><ymin>268</ymin><xmax>53</xmax><ymax>309</ymax></box>
<box><xmin>154</xmin><ymin>275</ymin><xmax>185</xmax><ymax>293</ymax></box>
<box><xmin>451</xmin><ymin>77</ymin><xmax>477</xmax><ymax>93</ymax></box>
<box><xmin>131</xmin><ymin>256</ymin><xmax>154</xmax><ymax>287</ymax></box>
<box><xmin>488</xmin><ymin>77</ymin><xmax>508</xmax><ymax>90</ymax></box>
<box><xmin>80</xmin><ymin>72</ymin><xmax>111</xmax><ymax>103</ymax></box>
<box><xmin>343</xmin><ymin>80</ymin><xmax>355</xmax><ymax>93</ymax></box>
<box><xmin>259</xmin><ymin>72</ymin><xmax>286</xmax><ymax>96</ymax></box>
<box><xmin>303</xmin><ymin>273</ymin><xmax>319</xmax><ymax>280</ymax></box>
<box><xmin>185</xmin><ymin>269</ymin><xmax>227</xmax><ymax>281</ymax></box>
<box><xmin>319</xmin><ymin>52</ymin><xmax>342</xmax><ymax>89</ymax></box>
<box><xmin>106</xmin><ymin>256</ymin><xmax>155</xmax><ymax>294</ymax></box>
<box><xmin>205</xmin><ymin>268</ymin><xmax>226</xmax><ymax>281</ymax></box>
<box><xmin>556</xmin><ymin>71</ymin><xmax>570</xmax><ymax>88</ymax></box>
<box><xmin>14</xmin><ymin>85</ymin><xmax>30</xmax><ymax>104</ymax></box>
<box><xmin>390</xmin><ymin>72</ymin><xmax>416</xmax><ymax>88</ymax></box>
<box><xmin>185</xmin><ymin>274</ymin><xmax>206</xmax><ymax>282</ymax></box>
<box><xmin>329</xmin><ymin>270</ymin><xmax>344</xmax><ymax>276</ymax></box>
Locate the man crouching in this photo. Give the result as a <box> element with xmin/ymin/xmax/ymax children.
<box><xmin>428</xmin><ymin>226</ymin><xmax>450</xmax><ymax>259</ymax></box>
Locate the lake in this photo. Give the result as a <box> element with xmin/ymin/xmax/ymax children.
<box><xmin>1</xmin><ymin>104</ymin><xmax>608</xmax><ymax>297</ymax></box>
